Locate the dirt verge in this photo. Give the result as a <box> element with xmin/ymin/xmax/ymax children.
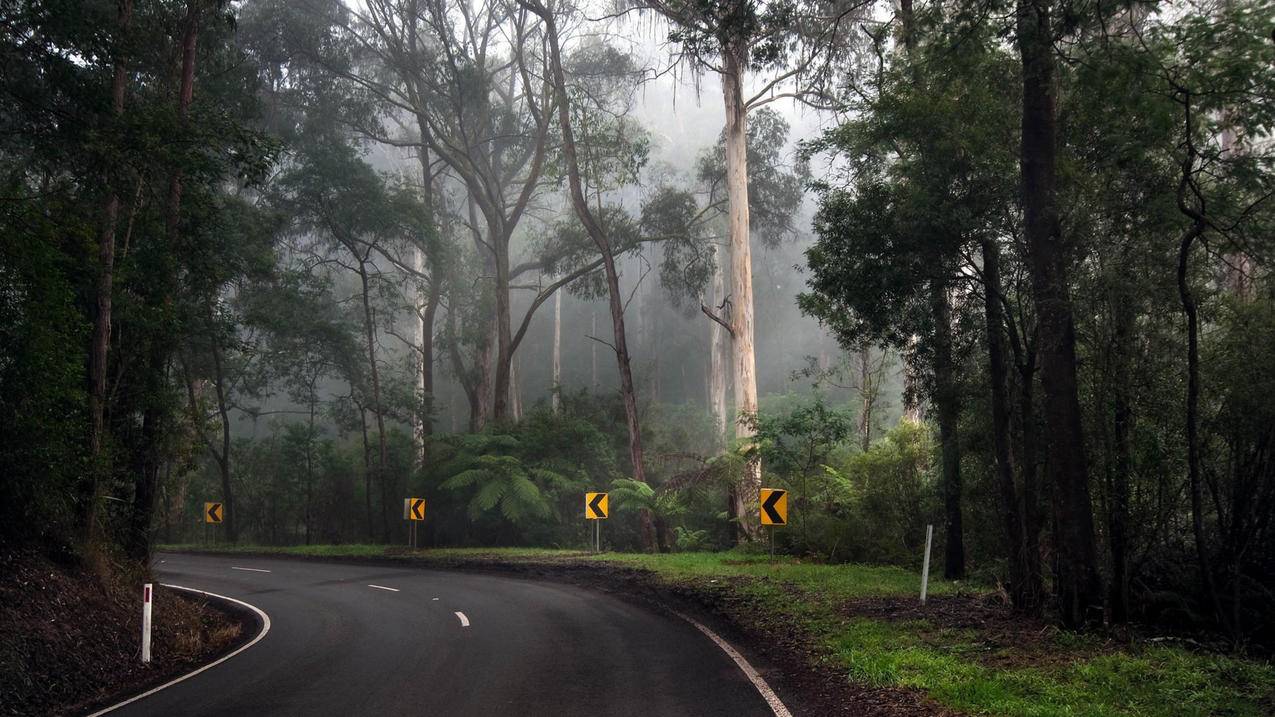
<box><xmin>0</xmin><ymin>549</ymin><xmax>255</xmax><ymax>716</ymax></box>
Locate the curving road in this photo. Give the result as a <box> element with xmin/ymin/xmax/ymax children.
<box><xmin>98</xmin><ymin>553</ymin><xmax>780</xmax><ymax>716</ymax></box>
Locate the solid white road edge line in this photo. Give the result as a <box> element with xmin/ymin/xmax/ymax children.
<box><xmin>230</xmin><ymin>566</ymin><xmax>271</xmax><ymax>573</ymax></box>
<box><xmin>85</xmin><ymin>584</ymin><xmax>272</xmax><ymax>717</ymax></box>
<box><xmin>671</xmin><ymin>610</ymin><xmax>792</xmax><ymax>717</ymax></box>
<box><xmin>367</xmin><ymin>584</ymin><xmax>400</xmax><ymax>592</ymax></box>
<box><xmin>454</xmin><ymin>611</ymin><xmax>470</xmax><ymax>627</ymax></box>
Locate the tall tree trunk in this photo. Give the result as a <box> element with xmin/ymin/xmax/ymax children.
<box><xmin>510</xmin><ymin>355</ymin><xmax>523</xmax><ymax>420</ymax></box>
<box><xmin>1107</xmin><ymin>289</ymin><xmax>1134</xmax><ymax>623</ymax></box>
<box><xmin>1178</xmin><ymin>222</ymin><xmax>1224</xmax><ymax>631</ymax></box>
<box><xmin>531</xmin><ymin>1</ymin><xmax>654</xmax><ymax>548</ymax></box>
<box><xmin>931</xmin><ymin>279</ymin><xmax>965</xmax><ymax>580</ymax></box>
<box><xmin>356</xmin><ymin>262</ymin><xmax>390</xmax><ymax>542</ymax></box>
<box><xmin>357</xmin><ymin>402</ymin><xmax>374</xmax><ymax>541</ymax></box>
<box><xmin>552</xmin><ymin>287</ymin><xmax>562</xmax><ymax>412</ymax></box>
<box><xmin>983</xmin><ymin>238</ymin><xmax>1041</xmax><ymax>611</ymax></box>
<box><xmin>707</xmin><ymin>245</ymin><xmax>739</xmax><ymax>533</ymax></box>
<box><xmin>210</xmin><ymin>341</ymin><xmax>236</xmax><ymax>543</ymax></box>
<box><xmin>305</xmin><ymin>384</ymin><xmax>316</xmax><ymax>546</ymax></box>
<box><xmin>1016</xmin><ymin>0</ymin><xmax>1101</xmax><ymax>627</ymax></box>
<box><xmin>708</xmin><ymin>243</ymin><xmax>729</xmax><ymax>442</ymax></box>
<box><xmin>86</xmin><ymin>0</ymin><xmax>134</xmax><ymax>547</ymax></box>
<box><xmin>722</xmin><ymin>45</ymin><xmax>762</xmax><ymax>541</ymax></box>
<box><xmin>421</xmin><ymin>277</ymin><xmax>442</xmax><ymax>446</ymax></box>
<box><xmin>492</xmin><ymin>238</ymin><xmax>514</xmax><ymax>421</ymax></box>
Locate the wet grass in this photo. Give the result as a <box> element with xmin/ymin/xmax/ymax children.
<box><xmin>158</xmin><ymin>544</ymin><xmax>1275</xmax><ymax>716</ymax></box>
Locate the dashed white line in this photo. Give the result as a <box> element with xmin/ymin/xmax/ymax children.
<box><xmin>454</xmin><ymin>611</ymin><xmax>470</xmax><ymax>627</ymax></box>
<box><xmin>86</xmin><ymin>585</ymin><xmax>271</xmax><ymax>716</ymax></box>
<box><xmin>368</xmin><ymin>584</ymin><xmax>400</xmax><ymax>592</ymax></box>
<box><xmin>671</xmin><ymin>610</ymin><xmax>792</xmax><ymax>717</ymax></box>
<box><xmin>431</xmin><ymin>597</ymin><xmax>439</xmax><ymax>601</ymax></box>
<box><xmin>230</xmin><ymin>566</ymin><xmax>271</xmax><ymax>573</ymax></box>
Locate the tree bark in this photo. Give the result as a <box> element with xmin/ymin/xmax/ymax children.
<box><xmin>982</xmin><ymin>238</ymin><xmax>1041</xmax><ymax>611</ymax></box>
<box><xmin>722</xmin><ymin>45</ymin><xmax>762</xmax><ymax>542</ymax></box>
<box><xmin>1107</xmin><ymin>287</ymin><xmax>1135</xmax><ymax>623</ymax></box>
<box><xmin>552</xmin><ymin>286</ymin><xmax>562</xmax><ymax>412</ymax></box>
<box><xmin>707</xmin><ymin>244</ymin><xmax>739</xmax><ymax>533</ymax></box>
<box><xmin>1178</xmin><ymin>220</ymin><xmax>1223</xmax><ymax>631</ymax></box>
<box><xmin>930</xmin><ymin>279</ymin><xmax>965</xmax><ymax>580</ymax></box>
<box><xmin>356</xmin><ymin>261</ymin><xmax>390</xmax><ymax>542</ymax></box>
<box><xmin>1016</xmin><ymin>0</ymin><xmax>1101</xmax><ymax>627</ymax></box>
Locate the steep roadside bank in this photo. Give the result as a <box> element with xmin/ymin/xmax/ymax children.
<box><xmin>0</xmin><ymin>549</ymin><xmax>253</xmax><ymax>716</ymax></box>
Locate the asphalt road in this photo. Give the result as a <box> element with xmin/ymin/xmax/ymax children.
<box><xmin>101</xmin><ymin>553</ymin><xmax>778</xmax><ymax>716</ymax></box>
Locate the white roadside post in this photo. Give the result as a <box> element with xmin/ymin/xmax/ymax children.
<box><xmin>920</xmin><ymin>524</ymin><xmax>934</xmax><ymax>605</ymax></box>
<box><xmin>141</xmin><ymin>583</ymin><xmax>153</xmax><ymax>663</ymax></box>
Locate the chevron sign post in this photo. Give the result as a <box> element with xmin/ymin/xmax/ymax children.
<box><xmin>759</xmin><ymin>488</ymin><xmax>788</xmax><ymax>558</ymax></box>
<box><xmin>585</xmin><ymin>492</ymin><xmax>608</xmax><ymax>553</ymax></box>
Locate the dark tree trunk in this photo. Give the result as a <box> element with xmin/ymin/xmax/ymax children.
<box><xmin>357</xmin><ymin>400</ymin><xmax>374</xmax><ymax>541</ymax></box>
<box><xmin>1016</xmin><ymin>0</ymin><xmax>1101</xmax><ymax>627</ymax></box>
<box><xmin>210</xmin><ymin>342</ymin><xmax>236</xmax><ymax>542</ymax></box>
<box><xmin>982</xmin><ymin>238</ymin><xmax>1041</xmax><ymax>611</ymax></box>
<box><xmin>421</xmin><ymin>271</ymin><xmax>442</xmax><ymax>442</ymax></box>
<box><xmin>355</xmin><ymin>263</ymin><xmax>391</xmax><ymax>542</ymax></box>
<box><xmin>931</xmin><ymin>279</ymin><xmax>965</xmax><ymax>580</ymax></box>
<box><xmin>1178</xmin><ymin>222</ymin><xmax>1223</xmax><ymax>631</ymax></box>
<box><xmin>1107</xmin><ymin>293</ymin><xmax>1135</xmax><ymax>623</ymax></box>
<box><xmin>127</xmin><ymin>356</ymin><xmax>164</xmax><ymax>561</ymax></box>
<box><xmin>86</xmin><ymin>0</ymin><xmax>134</xmax><ymax>548</ymax></box>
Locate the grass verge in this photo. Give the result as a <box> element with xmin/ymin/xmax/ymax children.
<box><xmin>159</xmin><ymin>544</ymin><xmax>1275</xmax><ymax>717</ymax></box>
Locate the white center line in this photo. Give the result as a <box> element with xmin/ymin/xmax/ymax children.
<box><xmin>368</xmin><ymin>584</ymin><xmax>400</xmax><ymax>592</ymax></box>
<box><xmin>454</xmin><ymin>611</ymin><xmax>470</xmax><ymax>627</ymax></box>
<box><xmin>230</xmin><ymin>566</ymin><xmax>271</xmax><ymax>573</ymax></box>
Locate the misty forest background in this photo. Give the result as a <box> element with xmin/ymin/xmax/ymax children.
<box><xmin>3</xmin><ymin>0</ymin><xmax>1274</xmax><ymax>645</ymax></box>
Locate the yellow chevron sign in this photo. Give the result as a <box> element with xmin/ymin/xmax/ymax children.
<box><xmin>585</xmin><ymin>492</ymin><xmax>608</xmax><ymax>520</ymax></box>
<box><xmin>759</xmin><ymin>489</ymin><xmax>787</xmax><ymax>526</ymax></box>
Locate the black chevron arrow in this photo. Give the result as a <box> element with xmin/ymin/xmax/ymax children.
<box><xmin>761</xmin><ymin>490</ymin><xmax>786</xmax><ymax>524</ymax></box>
<box><xmin>411</xmin><ymin>499</ymin><xmax>425</xmax><ymax>521</ymax></box>
<box><xmin>588</xmin><ymin>493</ymin><xmax>607</xmax><ymax>518</ymax></box>
<box><xmin>208</xmin><ymin>503</ymin><xmax>222</xmax><ymax>523</ymax></box>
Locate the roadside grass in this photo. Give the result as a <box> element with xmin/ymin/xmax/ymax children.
<box><xmin>158</xmin><ymin>544</ymin><xmax>1275</xmax><ymax>716</ymax></box>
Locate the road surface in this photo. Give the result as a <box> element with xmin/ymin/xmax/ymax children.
<box><xmin>100</xmin><ymin>553</ymin><xmax>779</xmax><ymax>716</ymax></box>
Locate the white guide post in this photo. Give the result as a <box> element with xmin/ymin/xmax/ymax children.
<box><xmin>920</xmin><ymin>524</ymin><xmax>934</xmax><ymax>605</ymax></box>
<box><xmin>141</xmin><ymin>583</ymin><xmax>153</xmax><ymax>663</ymax></box>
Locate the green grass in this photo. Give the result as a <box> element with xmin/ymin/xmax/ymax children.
<box><xmin>158</xmin><ymin>544</ymin><xmax>1275</xmax><ymax>716</ymax></box>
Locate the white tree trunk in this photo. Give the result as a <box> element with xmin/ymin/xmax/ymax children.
<box><xmin>722</xmin><ymin>50</ymin><xmax>761</xmax><ymax>539</ymax></box>
<box><xmin>708</xmin><ymin>242</ymin><xmax>729</xmax><ymax>445</ymax></box>
<box><xmin>412</xmin><ymin>240</ymin><xmax>425</xmax><ymax>458</ymax></box>
<box><xmin>552</xmin><ymin>286</ymin><xmax>562</xmax><ymax>412</ymax></box>
<box><xmin>510</xmin><ymin>355</ymin><xmax>523</xmax><ymax>420</ymax></box>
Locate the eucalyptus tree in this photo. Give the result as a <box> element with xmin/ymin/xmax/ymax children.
<box><xmin>634</xmin><ymin>0</ymin><xmax>866</xmax><ymax>536</ymax></box>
